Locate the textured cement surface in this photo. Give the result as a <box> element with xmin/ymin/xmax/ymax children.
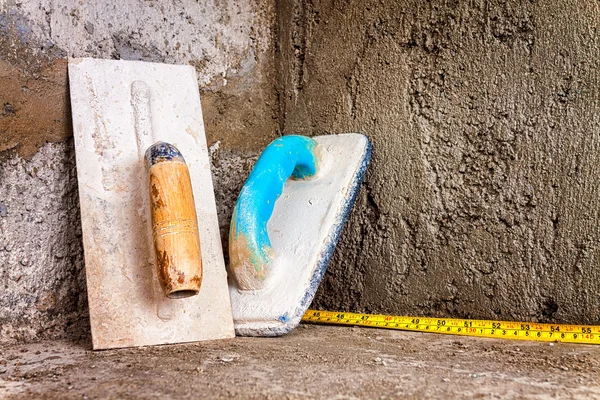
<box><xmin>276</xmin><ymin>0</ymin><xmax>600</xmax><ymax>325</ymax></box>
<box><xmin>1</xmin><ymin>325</ymin><xmax>599</xmax><ymax>399</ymax></box>
<box><xmin>3</xmin><ymin>0</ymin><xmax>600</xmax><ymax>345</ymax></box>
<box><xmin>0</xmin><ymin>0</ymin><xmax>276</xmax><ymax>344</ymax></box>
<box><xmin>0</xmin><ymin>143</ymin><xmax>87</xmax><ymax>344</ymax></box>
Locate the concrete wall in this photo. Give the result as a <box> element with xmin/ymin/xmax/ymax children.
<box><xmin>3</xmin><ymin>0</ymin><xmax>600</xmax><ymax>345</ymax></box>
<box><xmin>0</xmin><ymin>0</ymin><xmax>276</xmax><ymax>344</ymax></box>
<box><xmin>277</xmin><ymin>0</ymin><xmax>600</xmax><ymax>324</ymax></box>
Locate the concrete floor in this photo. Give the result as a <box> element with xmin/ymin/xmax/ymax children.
<box><xmin>1</xmin><ymin>324</ymin><xmax>599</xmax><ymax>399</ymax></box>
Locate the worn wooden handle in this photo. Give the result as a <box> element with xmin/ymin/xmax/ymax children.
<box><xmin>145</xmin><ymin>142</ymin><xmax>202</xmax><ymax>299</ymax></box>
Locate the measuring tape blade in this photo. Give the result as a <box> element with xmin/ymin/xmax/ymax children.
<box><xmin>302</xmin><ymin>310</ymin><xmax>600</xmax><ymax>345</ymax></box>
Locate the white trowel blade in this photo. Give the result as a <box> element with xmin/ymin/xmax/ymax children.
<box><xmin>68</xmin><ymin>58</ymin><xmax>234</xmax><ymax>349</ymax></box>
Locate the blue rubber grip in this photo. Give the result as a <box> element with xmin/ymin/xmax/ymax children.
<box><xmin>229</xmin><ymin>135</ymin><xmax>320</xmax><ymax>290</ymax></box>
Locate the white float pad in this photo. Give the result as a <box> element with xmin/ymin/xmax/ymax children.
<box><xmin>229</xmin><ymin>134</ymin><xmax>370</xmax><ymax>336</ymax></box>
<box><xmin>68</xmin><ymin>58</ymin><xmax>234</xmax><ymax>349</ymax></box>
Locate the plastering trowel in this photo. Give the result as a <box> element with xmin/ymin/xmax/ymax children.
<box><xmin>68</xmin><ymin>58</ymin><xmax>234</xmax><ymax>349</ymax></box>
<box><xmin>229</xmin><ymin>134</ymin><xmax>371</xmax><ymax>336</ymax></box>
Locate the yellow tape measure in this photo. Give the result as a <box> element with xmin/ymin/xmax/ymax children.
<box><xmin>302</xmin><ymin>310</ymin><xmax>600</xmax><ymax>345</ymax></box>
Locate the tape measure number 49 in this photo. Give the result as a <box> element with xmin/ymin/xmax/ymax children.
<box><xmin>302</xmin><ymin>310</ymin><xmax>600</xmax><ymax>345</ymax></box>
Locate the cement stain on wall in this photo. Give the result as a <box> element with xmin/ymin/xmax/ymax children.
<box><xmin>0</xmin><ymin>59</ymin><xmax>72</xmax><ymax>158</ymax></box>
<box><xmin>276</xmin><ymin>0</ymin><xmax>600</xmax><ymax>325</ymax></box>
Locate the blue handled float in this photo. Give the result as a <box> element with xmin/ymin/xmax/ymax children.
<box><xmin>229</xmin><ymin>135</ymin><xmax>321</xmax><ymax>290</ymax></box>
<box><xmin>228</xmin><ymin>133</ymin><xmax>371</xmax><ymax>336</ymax></box>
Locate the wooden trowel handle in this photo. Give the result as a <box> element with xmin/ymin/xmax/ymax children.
<box><xmin>145</xmin><ymin>142</ymin><xmax>202</xmax><ymax>299</ymax></box>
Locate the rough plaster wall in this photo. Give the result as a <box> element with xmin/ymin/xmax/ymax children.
<box><xmin>277</xmin><ymin>0</ymin><xmax>600</xmax><ymax>324</ymax></box>
<box><xmin>0</xmin><ymin>0</ymin><xmax>277</xmax><ymax>344</ymax></box>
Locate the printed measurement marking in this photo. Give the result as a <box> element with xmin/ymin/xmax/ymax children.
<box><xmin>302</xmin><ymin>310</ymin><xmax>600</xmax><ymax>345</ymax></box>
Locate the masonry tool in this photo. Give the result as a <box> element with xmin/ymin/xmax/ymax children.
<box><xmin>229</xmin><ymin>134</ymin><xmax>371</xmax><ymax>336</ymax></box>
<box><xmin>68</xmin><ymin>58</ymin><xmax>234</xmax><ymax>349</ymax></box>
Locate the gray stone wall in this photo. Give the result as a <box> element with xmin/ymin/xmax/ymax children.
<box><xmin>276</xmin><ymin>0</ymin><xmax>600</xmax><ymax>324</ymax></box>
<box><xmin>0</xmin><ymin>0</ymin><xmax>276</xmax><ymax>344</ymax></box>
